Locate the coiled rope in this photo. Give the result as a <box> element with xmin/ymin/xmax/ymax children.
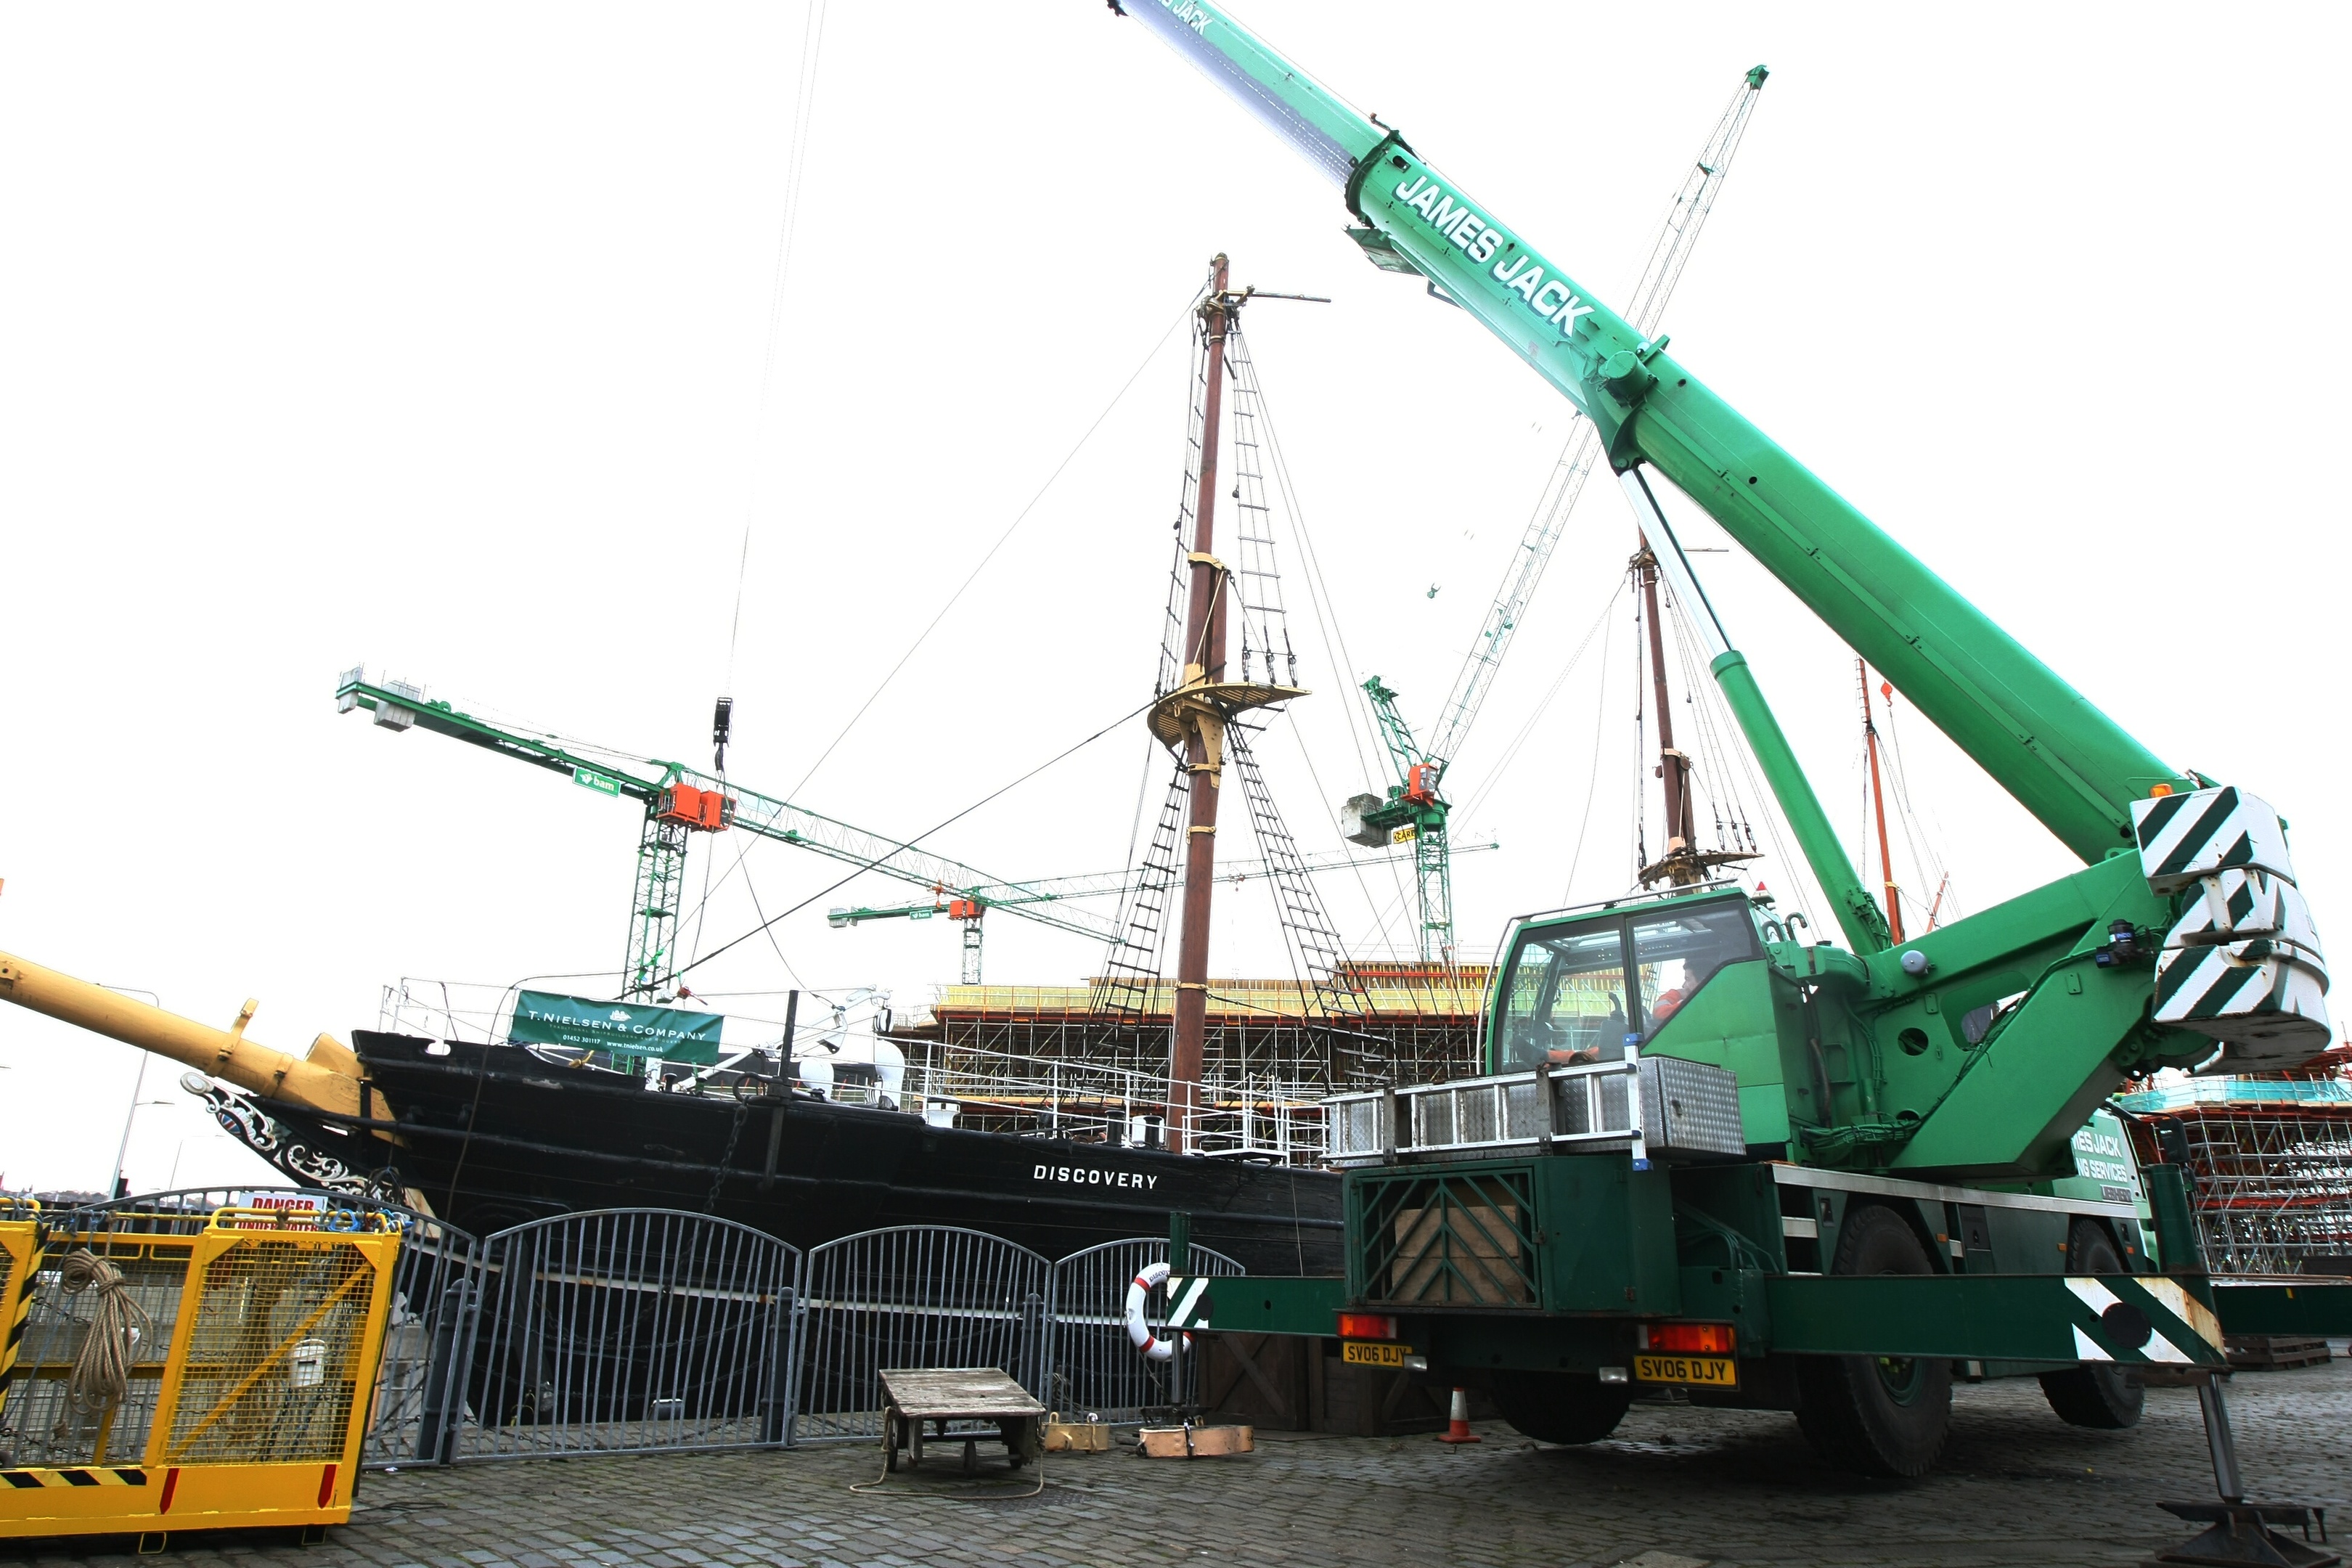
<box><xmin>60</xmin><ymin>1247</ymin><xmax>152</xmax><ymax>1413</ymax></box>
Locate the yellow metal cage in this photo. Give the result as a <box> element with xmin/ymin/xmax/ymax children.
<box><xmin>0</xmin><ymin>1206</ymin><xmax>401</xmax><ymax>1544</ymax></box>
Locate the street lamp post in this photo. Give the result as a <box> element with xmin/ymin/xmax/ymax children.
<box><xmin>102</xmin><ymin>985</ymin><xmax>164</xmax><ymax>1198</ymax></box>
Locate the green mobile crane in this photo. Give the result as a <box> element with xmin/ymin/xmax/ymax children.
<box><xmin>1109</xmin><ymin>4</ymin><xmax>2346</xmax><ymax>1539</ymax></box>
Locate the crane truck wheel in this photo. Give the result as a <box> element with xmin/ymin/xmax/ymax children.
<box><xmin>1794</xmin><ymin>1204</ymin><xmax>1953</xmax><ymax>1478</ymax></box>
<box><xmin>2037</xmin><ymin>1222</ymin><xmax>2146</xmax><ymax>1430</ymax></box>
<box><xmin>1488</xmin><ymin>1371</ymin><xmax>1633</xmax><ymax>1445</ymax></box>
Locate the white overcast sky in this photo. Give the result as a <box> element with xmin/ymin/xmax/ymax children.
<box><xmin>3</xmin><ymin>3</ymin><xmax>2345</xmax><ymax>1192</ymax></box>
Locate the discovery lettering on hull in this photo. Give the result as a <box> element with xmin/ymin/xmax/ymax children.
<box><xmin>1034</xmin><ymin>1164</ymin><xmax>1161</xmax><ymax>1191</ymax></box>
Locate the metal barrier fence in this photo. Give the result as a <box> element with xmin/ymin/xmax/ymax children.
<box><xmin>24</xmin><ymin>1193</ymin><xmax>1252</xmax><ymax>1466</ymax></box>
<box><xmin>1045</xmin><ymin>1238</ymin><xmax>1241</xmax><ymax>1422</ymax></box>
<box><xmin>793</xmin><ymin>1227</ymin><xmax>1050</xmax><ymax>1446</ymax></box>
<box><xmin>455</xmin><ymin>1209</ymin><xmax>799</xmax><ymax>1461</ymax></box>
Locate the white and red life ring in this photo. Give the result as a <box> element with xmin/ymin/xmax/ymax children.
<box><xmin>1125</xmin><ymin>1260</ymin><xmax>1193</xmax><ymax>1363</ymax></box>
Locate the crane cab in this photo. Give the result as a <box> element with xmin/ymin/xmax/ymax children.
<box><xmin>1486</xmin><ymin>889</ymin><xmax>1853</xmax><ymax>1161</ymax></box>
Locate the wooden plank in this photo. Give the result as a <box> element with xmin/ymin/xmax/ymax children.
<box><xmin>876</xmin><ymin>1367</ymin><xmax>1045</xmax><ymax>1420</ymax></box>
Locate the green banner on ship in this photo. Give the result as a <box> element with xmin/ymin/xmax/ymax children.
<box><xmin>509</xmin><ymin>990</ymin><xmax>723</xmax><ymax>1064</ymax></box>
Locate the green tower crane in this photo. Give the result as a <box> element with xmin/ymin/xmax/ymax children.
<box><xmin>829</xmin><ymin>836</ymin><xmax>1496</xmax><ymax>983</ymax></box>
<box><xmin>333</xmin><ymin>669</ymin><xmax>1115</xmax><ymax>996</ymax></box>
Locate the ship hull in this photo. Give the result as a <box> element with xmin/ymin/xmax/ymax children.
<box><xmin>289</xmin><ymin>1032</ymin><xmax>1340</xmax><ymax>1273</ymax></box>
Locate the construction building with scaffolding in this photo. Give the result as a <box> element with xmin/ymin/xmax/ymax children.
<box><xmin>884</xmin><ymin>963</ymin><xmax>1487</xmax><ymax>1155</ymax></box>
<box><xmin>2118</xmin><ymin>1046</ymin><xmax>2352</xmax><ymax>1278</ymax></box>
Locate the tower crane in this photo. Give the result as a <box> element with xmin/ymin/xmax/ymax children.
<box><xmin>828</xmin><ymin>836</ymin><xmax>1498</xmax><ymax>983</ymax></box>
<box><xmin>336</xmin><ymin>669</ymin><xmax>1494</xmax><ymax>989</ymax></box>
<box><xmin>334</xmin><ymin>669</ymin><xmax>1117</xmax><ymax>995</ymax></box>
<box><xmin>1341</xmin><ymin>65</ymin><xmax>1768</xmax><ymax>965</ymax></box>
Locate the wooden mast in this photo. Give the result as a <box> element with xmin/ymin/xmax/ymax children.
<box><xmin>1167</xmin><ymin>256</ymin><xmax>1237</xmax><ymax>1153</ymax></box>
<box><xmin>1142</xmin><ymin>255</ymin><xmax>1307</xmax><ymax>1151</ymax></box>
<box><xmin>1860</xmin><ymin>659</ymin><xmax>1906</xmax><ymax>944</ymax></box>
<box><xmin>1636</xmin><ymin>538</ymin><xmax>1698</xmax><ymax>878</ymax></box>
<box><xmin>1631</xmin><ymin>534</ymin><xmax>1753</xmax><ymax>891</ymax></box>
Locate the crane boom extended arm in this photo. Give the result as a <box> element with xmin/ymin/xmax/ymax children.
<box><xmin>1116</xmin><ymin>3</ymin><xmax>2187</xmax><ymax>861</ymax></box>
<box><xmin>1427</xmin><ymin>65</ymin><xmax>1766</xmax><ymax>772</ymax></box>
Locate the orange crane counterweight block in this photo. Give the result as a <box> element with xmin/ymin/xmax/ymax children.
<box><xmin>656</xmin><ymin>783</ymin><xmax>732</xmax><ymax>832</ymax></box>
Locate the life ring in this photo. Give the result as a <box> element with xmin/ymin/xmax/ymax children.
<box><xmin>1125</xmin><ymin>1260</ymin><xmax>1193</xmax><ymax>1363</ymax></box>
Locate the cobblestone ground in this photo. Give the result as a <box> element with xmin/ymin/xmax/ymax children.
<box><xmin>12</xmin><ymin>1362</ymin><xmax>2346</xmax><ymax>1568</ymax></box>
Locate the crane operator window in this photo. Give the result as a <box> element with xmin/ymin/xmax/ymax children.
<box><xmin>1630</xmin><ymin>901</ymin><xmax>1757</xmax><ymax>1032</ymax></box>
<box><xmin>1497</xmin><ymin>919</ymin><xmax>1631</xmax><ymax>1070</ymax></box>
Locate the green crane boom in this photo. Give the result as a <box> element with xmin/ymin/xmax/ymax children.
<box><xmin>333</xmin><ymin>669</ymin><xmax>1115</xmax><ymax>997</ymax></box>
<box><xmin>1115</xmin><ymin>8</ymin><xmax>2176</xmax><ymax>857</ymax></box>
<box><xmin>1109</xmin><ymin>3</ymin><xmax>2329</xmax><ymax>1180</ymax></box>
<box><xmin>1344</xmin><ymin>66</ymin><xmax>1768</xmax><ymax>967</ymax></box>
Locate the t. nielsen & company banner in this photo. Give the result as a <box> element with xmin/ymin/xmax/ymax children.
<box><xmin>508</xmin><ymin>990</ymin><xmax>723</xmax><ymax>1063</ymax></box>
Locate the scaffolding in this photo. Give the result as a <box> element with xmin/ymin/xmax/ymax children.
<box><xmin>2118</xmin><ymin>1052</ymin><xmax>2352</xmax><ymax>1276</ymax></box>
<box><xmin>897</xmin><ymin>966</ymin><xmax>1487</xmax><ymax>1094</ymax></box>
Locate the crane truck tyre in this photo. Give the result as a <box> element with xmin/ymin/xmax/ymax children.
<box><xmin>1124</xmin><ymin>1261</ymin><xmax>1190</xmax><ymax>1363</ymax></box>
<box><xmin>1794</xmin><ymin>1204</ymin><xmax>1953</xmax><ymax>1478</ymax></box>
<box><xmin>2038</xmin><ymin>1222</ymin><xmax>2147</xmax><ymax>1429</ymax></box>
<box><xmin>1488</xmin><ymin>1371</ymin><xmax>1633</xmax><ymax>1445</ymax></box>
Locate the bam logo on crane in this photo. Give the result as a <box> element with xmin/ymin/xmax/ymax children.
<box><xmin>1389</xmin><ymin>173</ymin><xmax>1596</xmax><ymax>338</ymax></box>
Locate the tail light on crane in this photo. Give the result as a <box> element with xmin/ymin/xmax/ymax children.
<box><xmin>1637</xmin><ymin>1322</ymin><xmax>1736</xmax><ymax>1355</ymax></box>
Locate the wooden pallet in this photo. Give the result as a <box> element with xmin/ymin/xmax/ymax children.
<box><xmin>2224</xmin><ymin>1334</ymin><xmax>2336</xmax><ymax>1371</ymax></box>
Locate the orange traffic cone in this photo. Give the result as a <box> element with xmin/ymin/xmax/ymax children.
<box><xmin>1437</xmin><ymin>1387</ymin><xmax>1480</xmax><ymax>1444</ymax></box>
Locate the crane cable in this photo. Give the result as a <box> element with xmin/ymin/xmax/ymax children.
<box><xmin>1456</xmin><ymin>580</ymin><xmax>1620</xmax><ymax>826</ymax></box>
<box><xmin>783</xmin><ymin>289</ymin><xmax>1202</xmax><ymax>803</ymax></box>
<box><xmin>655</xmin><ymin>290</ymin><xmax>1202</xmax><ymax>965</ymax></box>
<box><xmin>1874</xmin><ymin>679</ymin><xmax>1962</xmax><ymax>926</ymax></box>
<box><xmin>1556</xmin><ymin>589</ymin><xmax>1620</xmax><ymax>904</ymax></box>
<box><xmin>673</xmin><ymin>693</ymin><xmax>1159</xmax><ymax>985</ymax></box>
<box><xmin>1245</xmin><ymin>346</ymin><xmax>1426</xmax><ymax>973</ymax></box>
<box><xmin>723</xmin><ymin>0</ymin><xmax>831</xmax><ymax>696</ymax></box>
<box><xmin>684</xmin><ymin>0</ymin><xmax>829</xmax><ymax>986</ymax></box>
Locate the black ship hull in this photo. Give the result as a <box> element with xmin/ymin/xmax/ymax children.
<box><xmin>250</xmin><ymin>1032</ymin><xmax>1340</xmax><ymax>1274</ymax></box>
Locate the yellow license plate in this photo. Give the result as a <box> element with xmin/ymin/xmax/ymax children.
<box><xmin>1342</xmin><ymin>1341</ymin><xmax>1407</xmax><ymax>1368</ymax></box>
<box><xmin>1633</xmin><ymin>1353</ymin><xmax>1737</xmax><ymax>1388</ymax></box>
